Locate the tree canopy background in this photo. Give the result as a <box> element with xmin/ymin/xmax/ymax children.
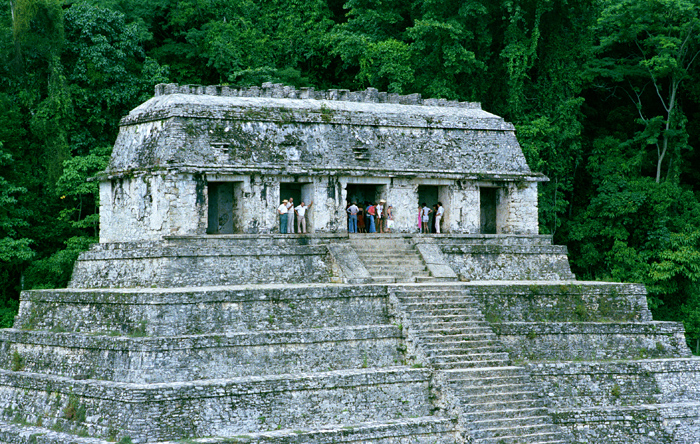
<box><xmin>1</xmin><ymin>0</ymin><xmax>699</xmax><ymax>349</ymax></box>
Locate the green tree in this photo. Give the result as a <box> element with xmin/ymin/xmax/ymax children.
<box><xmin>590</xmin><ymin>0</ymin><xmax>700</xmax><ymax>183</ymax></box>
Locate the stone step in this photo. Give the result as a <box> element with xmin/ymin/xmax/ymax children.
<box><xmin>461</xmin><ymin>407</ymin><xmax>550</xmax><ymax>423</ymax></box>
<box><xmin>426</xmin><ymin>345</ymin><xmax>504</xmax><ymax>356</ymax></box>
<box><xmin>398</xmin><ymin>295</ymin><xmax>478</xmax><ymax>304</ymax></box>
<box><xmin>373</xmin><ymin>275</ymin><xmax>431</xmax><ymax>283</ymax></box>
<box><xmin>433</xmin><ymin>359</ymin><xmax>511</xmax><ymax>370</ymax></box>
<box><xmin>411</xmin><ymin>314</ymin><xmax>487</xmax><ymax>323</ymax></box>
<box><xmin>400</xmin><ymin>303</ymin><xmax>483</xmax><ymax>314</ymax></box>
<box><xmin>471</xmin><ymin>421</ymin><xmax>560</xmax><ymax>439</ymax></box>
<box><xmin>473</xmin><ymin>430</ymin><xmax>563</xmax><ymax>444</ymax></box>
<box><xmin>416</xmin><ymin>275</ymin><xmax>458</xmax><ymax>283</ymax></box>
<box><xmin>430</xmin><ymin>352</ymin><xmax>511</xmax><ymax>364</ymax></box>
<box><xmin>419</xmin><ymin>326</ymin><xmax>496</xmax><ymax>336</ymax></box>
<box><xmin>447</xmin><ymin>374</ymin><xmax>531</xmax><ymax>387</ymax></box>
<box><xmin>403</xmin><ymin>307</ymin><xmax>484</xmax><ymax>317</ymax></box>
<box><xmin>471</xmin><ymin>415</ymin><xmax>554</xmax><ymax>431</ymax></box>
<box><xmin>362</xmin><ymin>259</ymin><xmax>426</xmax><ymax>267</ymax></box>
<box><xmin>452</xmin><ymin>388</ymin><xmax>540</xmax><ymax>404</ymax></box>
<box><xmin>421</xmin><ymin>332</ymin><xmax>499</xmax><ymax>343</ymax></box>
<box><xmin>365</xmin><ymin>266</ymin><xmax>427</xmax><ymax>274</ymax></box>
<box><xmin>461</xmin><ymin>398</ymin><xmax>548</xmax><ymax>415</ymax></box>
<box><xmin>418</xmin><ymin>321</ymin><xmax>492</xmax><ymax>330</ymax></box>
<box><xmin>356</xmin><ymin>252</ymin><xmax>420</xmax><ymax>259</ymax></box>
<box><xmin>442</xmin><ymin>366</ymin><xmax>528</xmax><ymax>380</ymax></box>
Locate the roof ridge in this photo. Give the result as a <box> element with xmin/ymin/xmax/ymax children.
<box><xmin>154</xmin><ymin>82</ymin><xmax>482</xmax><ymax>110</ymax></box>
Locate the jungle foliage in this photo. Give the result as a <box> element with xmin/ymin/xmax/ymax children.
<box><xmin>1</xmin><ymin>0</ymin><xmax>699</xmax><ymax>349</ymax></box>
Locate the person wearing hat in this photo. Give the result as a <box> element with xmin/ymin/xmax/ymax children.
<box><xmin>277</xmin><ymin>199</ymin><xmax>289</xmax><ymax>233</ymax></box>
<box><xmin>376</xmin><ymin>199</ymin><xmax>386</xmax><ymax>233</ymax></box>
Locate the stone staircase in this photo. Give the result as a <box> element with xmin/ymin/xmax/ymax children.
<box><xmin>393</xmin><ymin>286</ymin><xmax>570</xmax><ymax>444</ymax></box>
<box><xmin>350</xmin><ymin>235</ymin><xmax>433</xmax><ymax>283</ymax></box>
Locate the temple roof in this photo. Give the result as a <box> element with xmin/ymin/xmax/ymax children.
<box><xmin>105</xmin><ymin>83</ymin><xmax>543</xmax><ymax>182</ymax></box>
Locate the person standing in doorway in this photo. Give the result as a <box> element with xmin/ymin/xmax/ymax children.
<box><xmin>435</xmin><ymin>202</ymin><xmax>444</xmax><ymax>233</ymax></box>
<box><xmin>366</xmin><ymin>202</ymin><xmax>376</xmax><ymax>233</ymax></box>
<box><xmin>376</xmin><ymin>200</ymin><xmax>385</xmax><ymax>233</ymax></box>
<box><xmin>347</xmin><ymin>202</ymin><xmax>359</xmax><ymax>233</ymax></box>
<box><xmin>278</xmin><ymin>200</ymin><xmax>289</xmax><ymax>233</ymax></box>
<box><xmin>295</xmin><ymin>201</ymin><xmax>313</xmax><ymax>234</ymax></box>
<box><xmin>417</xmin><ymin>204</ymin><xmax>422</xmax><ymax>232</ymax></box>
<box><xmin>421</xmin><ymin>202</ymin><xmax>432</xmax><ymax>234</ymax></box>
<box><xmin>386</xmin><ymin>205</ymin><xmax>394</xmax><ymax>233</ymax></box>
<box><xmin>357</xmin><ymin>204</ymin><xmax>365</xmax><ymax>233</ymax></box>
<box><xmin>286</xmin><ymin>198</ymin><xmax>295</xmax><ymax>234</ymax></box>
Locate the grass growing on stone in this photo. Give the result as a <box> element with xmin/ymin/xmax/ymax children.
<box><xmin>11</xmin><ymin>351</ymin><xmax>23</xmax><ymax>371</ymax></box>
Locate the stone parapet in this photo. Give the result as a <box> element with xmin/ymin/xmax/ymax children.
<box><xmin>494</xmin><ymin>321</ymin><xmax>691</xmax><ymax>361</ymax></box>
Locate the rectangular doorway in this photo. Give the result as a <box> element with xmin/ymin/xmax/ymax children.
<box><xmin>207</xmin><ymin>182</ymin><xmax>244</xmax><ymax>234</ymax></box>
<box><xmin>280</xmin><ymin>182</ymin><xmax>313</xmax><ymax>233</ymax></box>
<box><xmin>480</xmin><ymin>187</ymin><xmax>498</xmax><ymax>234</ymax></box>
<box><xmin>418</xmin><ymin>185</ymin><xmax>440</xmax><ymax>233</ymax></box>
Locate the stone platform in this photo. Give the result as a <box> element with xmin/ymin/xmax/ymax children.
<box><xmin>1</xmin><ymin>235</ymin><xmax>699</xmax><ymax>443</ymax></box>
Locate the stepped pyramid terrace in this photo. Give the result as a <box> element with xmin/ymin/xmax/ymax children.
<box><xmin>1</xmin><ymin>82</ymin><xmax>700</xmax><ymax>444</ymax></box>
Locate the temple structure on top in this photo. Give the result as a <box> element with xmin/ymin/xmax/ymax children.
<box><xmin>97</xmin><ymin>82</ymin><xmax>545</xmax><ymax>242</ymax></box>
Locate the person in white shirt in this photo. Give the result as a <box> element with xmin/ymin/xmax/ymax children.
<box><xmin>347</xmin><ymin>202</ymin><xmax>359</xmax><ymax>233</ymax></box>
<box><xmin>421</xmin><ymin>203</ymin><xmax>432</xmax><ymax>234</ymax></box>
<box><xmin>277</xmin><ymin>200</ymin><xmax>288</xmax><ymax>233</ymax></box>
<box><xmin>376</xmin><ymin>199</ymin><xmax>385</xmax><ymax>233</ymax></box>
<box><xmin>286</xmin><ymin>198</ymin><xmax>295</xmax><ymax>233</ymax></box>
<box><xmin>295</xmin><ymin>201</ymin><xmax>313</xmax><ymax>234</ymax></box>
<box><xmin>435</xmin><ymin>202</ymin><xmax>445</xmax><ymax>233</ymax></box>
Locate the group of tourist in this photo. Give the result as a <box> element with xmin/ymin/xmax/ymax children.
<box><xmin>277</xmin><ymin>198</ymin><xmax>313</xmax><ymax>234</ymax></box>
<box><xmin>347</xmin><ymin>200</ymin><xmax>395</xmax><ymax>233</ymax></box>
<box><xmin>419</xmin><ymin>202</ymin><xmax>445</xmax><ymax>234</ymax></box>
<box><xmin>277</xmin><ymin>198</ymin><xmax>445</xmax><ymax>234</ymax></box>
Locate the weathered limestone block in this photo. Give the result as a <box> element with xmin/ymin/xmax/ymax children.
<box><xmin>384</xmin><ymin>180</ymin><xmax>419</xmax><ymax>233</ymax></box>
<box><xmin>16</xmin><ymin>285</ymin><xmax>392</xmax><ymax>336</ymax></box>
<box><xmin>493</xmin><ymin>321</ymin><xmax>691</xmax><ymax>361</ymax></box>
<box><xmin>0</xmin><ymin>368</ymin><xmax>434</xmax><ymax>442</ymax></box>
<box><xmin>99</xmin><ymin>173</ymin><xmax>207</xmax><ymax>242</ymax></box>
<box><xmin>474</xmin><ymin>282</ymin><xmax>652</xmax><ymax>323</ymax></box>
<box><xmin>69</xmin><ymin>238</ymin><xmax>335</xmax><ymax>288</ymax></box>
<box><xmin>0</xmin><ymin>326</ymin><xmax>403</xmax><ymax>383</ymax></box>
<box><xmin>448</xmin><ymin>181</ymin><xmax>479</xmax><ymax>233</ymax></box>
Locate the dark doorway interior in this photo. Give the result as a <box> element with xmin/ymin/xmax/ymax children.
<box><xmin>346</xmin><ymin>184</ymin><xmax>381</xmax><ymax>207</ymax></box>
<box><xmin>418</xmin><ymin>185</ymin><xmax>439</xmax><ymax>208</ymax></box>
<box><xmin>480</xmin><ymin>187</ymin><xmax>498</xmax><ymax>234</ymax></box>
<box><xmin>280</xmin><ymin>183</ymin><xmax>303</xmax><ymax>206</ymax></box>
<box><xmin>207</xmin><ymin>182</ymin><xmax>244</xmax><ymax>234</ymax></box>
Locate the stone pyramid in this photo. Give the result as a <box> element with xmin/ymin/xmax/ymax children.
<box><xmin>1</xmin><ymin>84</ymin><xmax>699</xmax><ymax>444</ymax></box>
